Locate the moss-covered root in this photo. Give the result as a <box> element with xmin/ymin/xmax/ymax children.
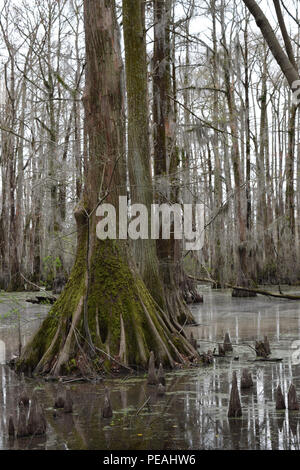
<box><xmin>17</xmin><ymin>240</ymin><xmax>199</xmax><ymax>376</ymax></box>
<box><xmin>164</xmin><ymin>288</ymin><xmax>195</xmax><ymax>326</ymax></box>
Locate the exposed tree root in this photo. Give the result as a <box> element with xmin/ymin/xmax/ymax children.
<box><xmin>17</xmin><ymin>239</ymin><xmax>199</xmax><ymax>377</ymax></box>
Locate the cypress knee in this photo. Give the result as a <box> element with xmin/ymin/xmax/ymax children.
<box><xmin>203</xmin><ymin>350</ymin><xmax>213</xmax><ymax>365</ymax></box>
<box><xmin>27</xmin><ymin>394</ymin><xmax>39</xmax><ymax>435</ymax></box>
<box><xmin>147</xmin><ymin>351</ymin><xmax>158</xmax><ymax>385</ymax></box>
<box><xmin>36</xmin><ymin>401</ymin><xmax>46</xmax><ymax>435</ymax></box>
<box><xmin>17</xmin><ymin>403</ymin><xmax>29</xmax><ymax>438</ymax></box>
<box><xmin>157</xmin><ymin>363</ymin><xmax>165</xmax><ymax>386</ymax></box>
<box><xmin>54</xmin><ymin>378</ymin><xmax>65</xmax><ymax>408</ymax></box>
<box><xmin>157</xmin><ymin>383</ymin><xmax>166</xmax><ymax>396</ymax></box>
<box><xmin>28</xmin><ymin>393</ymin><xmax>46</xmax><ymax>435</ymax></box>
<box><xmin>228</xmin><ymin>371</ymin><xmax>242</xmax><ymax>418</ymax></box>
<box><xmin>102</xmin><ymin>387</ymin><xmax>113</xmax><ymax>418</ymax></box>
<box><xmin>241</xmin><ymin>369</ymin><xmax>253</xmax><ymax>389</ymax></box>
<box><xmin>224</xmin><ymin>332</ymin><xmax>233</xmax><ymax>352</ymax></box>
<box><xmin>64</xmin><ymin>386</ymin><xmax>73</xmax><ymax>413</ymax></box>
<box><xmin>275</xmin><ymin>384</ymin><xmax>286</xmax><ymax>410</ymax></box>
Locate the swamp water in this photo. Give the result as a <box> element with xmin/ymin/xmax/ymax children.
<box><xmin>1</xmin><ymin>287</ymin><xmax>300</xmax><ymax>450</ymax></box>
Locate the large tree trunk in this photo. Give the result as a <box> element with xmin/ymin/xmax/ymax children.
<box><xmin>17</xmin><ymin>0</ymin><xmax>196</xmax><ymax>376</ymax></box>
<box><xmin>122</xmin><ymin>0</ymin><xmax>165</xmax><ymax>308</ymax></box>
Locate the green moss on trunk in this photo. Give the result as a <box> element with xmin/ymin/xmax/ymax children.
<box><xmin>17</xmin><ymin>233</ymin><xmax>197</xmax><ymax>376</ymax></box>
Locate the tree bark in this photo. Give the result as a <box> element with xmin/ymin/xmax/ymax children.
<box><xmin>152</xmin><ymin>0</ymin><xmax>195</xmax><ymax>323</ymax></box>
<box><xmin>17</xmin><ymin>0</ymin><xmax>197</xmax><ymax>376</ymax></box>
<box><xmin>122</xmin><ymin>0</ymin><xmax>165</xmax><ymax>307</ymax></box>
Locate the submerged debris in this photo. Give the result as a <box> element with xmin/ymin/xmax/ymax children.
<box><xmin>288</xmin><ymin>384</ymin><xmax>299</xmax><ymax>411</ymax></box>
<box><xmin>228</xmin><ymin>371</ymin><xmax>242</xmax><ymax>418</ymax></box>
<box><xmin>223</xmin><ymin>332</ymin><xmax>233</xmax><ymax>352</ymax></box>
<box><xmin>64</xmin><ymin>386</ymin><xmax>73</xmax><ymax>413</ymax></box>
<box><xmin>241</xmin><ymin>369</ymin><xmax>253</xmax><ymax>389</ymax></box>
<box><xmin>147</xmin><ymin>351</ymin><xmax>159</xmax><ymax>385</ymax></box>
<box><xmin>54</xmin><ymin>378</ymin><xmax>65</xmax><ymax>408</ymax></box>
<box><xmin>157</xmin><ymin>363</ymin><xmax>165</xmax><ymax>386</ymax></box>
<box><xmin>102</xmin><ymin>387</ymin><xmax>113</xmax><ymax>418</ymax></box>
<box><xmin>275</xmin><ymin>384</ymin><xmax>286</xmax><ymax>410</ymax></box>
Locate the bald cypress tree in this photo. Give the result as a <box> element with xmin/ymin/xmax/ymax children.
<box><xmin>17</xmin><ymin>0</ymin><xmax>196</xmax><ymax>376</ymax></box>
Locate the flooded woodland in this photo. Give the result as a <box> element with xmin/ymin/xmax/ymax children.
<box><xmin>1</xmin><ymin>287</ymin><xmax>300</xmax><ymax>450</ymax></box>
<box><xmin>1</xmin><ymin>0</ymin><xmax>300</xmax><ymax>455</ymax></box>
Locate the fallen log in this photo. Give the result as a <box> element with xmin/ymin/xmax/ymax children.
<box><xmin>187</xmin><ymin>275</ymin><xmax>300</xmax><ymax>300</ymax></box>
<box><xmin>226</xmin><ymin>284</ymin><xmax>300</xmax><ymax>300</ymax></box>
<box><xmin>252</xmin><ymin>358</ymin><xmax>282</xmax><ymax>362</ymax></box>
